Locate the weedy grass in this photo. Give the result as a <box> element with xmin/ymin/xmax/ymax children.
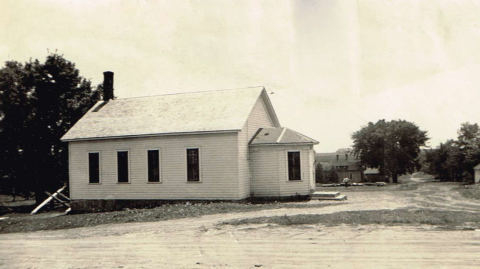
<box><xmin>457</xmin><ymin>184</ymin><xmax>480</xmax><ymax>200</ymax></box>
<box><xmin>0</xmin><ymin>201</ymin><xmax>334</xmax><ymax>234</ymax></box>
<box><xmin>221</xmin><ymin>209</ymin><xmax>480</xmax><ymax>229</ymax></box>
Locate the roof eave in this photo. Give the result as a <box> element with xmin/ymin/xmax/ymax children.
<box><xmin>61</xmin><ymin>129</ymin><xmax>241</xmax><ymax>142</ymax></box>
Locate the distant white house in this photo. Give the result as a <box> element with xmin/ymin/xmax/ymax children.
<box><xmin>61</xmin><ymin>72</ymin><xmax>318</xmax><ymax>211</ymax></box>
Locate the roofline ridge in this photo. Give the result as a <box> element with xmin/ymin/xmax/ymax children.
<box><xmin>114</xmin><ymin>86</ymin><xmax>266</xmax><ymax>100</ymax></box>
<box><xmin>276</xmin><ymin>127</ymin><xmax>287</xmax><ymax>143</ymax></box>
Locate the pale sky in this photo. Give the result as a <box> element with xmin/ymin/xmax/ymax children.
<box><xmin>1</xmin><ymin>0</ymin><xmax>480</xmax><ymax>152</ymax></box>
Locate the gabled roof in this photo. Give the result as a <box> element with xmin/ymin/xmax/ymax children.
<box><xmin>474</xmin><ymin>163</ymin><xmax>480</xmax><ymax>170</ymax></box>
<box><xmin>249</xmin><ymin>127</ymin><xmax>319</xmax><ymax>146</ymax></box>
<box><xmin>315</xmin><ymin>152</ymin><xmax>361</xmax><ymax>171</ymax></box>
<box><xmin>315</xmin><ymin>152</ymin><xmax>357</xmax><ymax>162</ymax></box>
<box><xmin>61</xmin><ymin>87</ymin><xmax>280</xmax><ymax>141</ymax></box>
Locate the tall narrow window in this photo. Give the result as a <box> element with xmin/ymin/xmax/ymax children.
<box><xmin>88</xmin><ymin>152</ymin><xmax>100</xmax><ymax>183</ymax></box>
<box><xmin>117</xmin><ymin>151</ymin><xmax>129</xmax><ymax>183</ymax></box>
<box><xmin>345</xmin><ymin>154</ymin><xmax>348</xmax><ymax>160</ymax></box>
<box><xmin>336</xmin><ymin>155</ymin><xmax>339</xmax><ymax>161</ymax></box>
<box><xmin>288</xmin><ymin>151</ymin><xmax>301</xmax><ymax>181</ymax></box>
<box><xmin>148</xmin><ymin>150</ymin><xmax>160</xmax><ymax>182</ymax></box>
<box><xmin>187</xmin><ymin>148</ymin><xmax>200</xmax><ymax>181</ymax></box>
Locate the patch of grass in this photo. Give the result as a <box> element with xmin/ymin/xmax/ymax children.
<box><xmin>0</xmin><ymin>201</ymin><xmax>336</xmax><ymax>234</ymax></box>
<box><xmin>221</xmin><ymin>209</ymin><xmax>480</xmax><ymax>229</ymax></box>
<box><xmin>457</xmin><ymin>185</ymin><xmax>480</xmax><ymax>200</ymax></box>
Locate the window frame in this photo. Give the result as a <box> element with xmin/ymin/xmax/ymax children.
<box><xmin>116</xmin><ymin>150</ymin><xmax>130</xmax><ymax>184</ymax></box>
<box><xmin>185</xmin><ymin>147</ymin><xmax>201</xmax><ymax>182</ymax></box>
<box><xmin>88</xmin><ymin>151</ymin><xmax>101</xmax><ymax>184</ymax></box>
<box><xmin>146</xmin><ymin>148</ymin><xmax>161</xmax><ymax>183</ymax></box>
<box><xmin>286</xmin><ymin>150</ymin><xmax>302</xmax><ymax>181</ymax></box>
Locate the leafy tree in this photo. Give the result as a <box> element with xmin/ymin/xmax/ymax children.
<box><xmin>0</xmin><ymin>53</ymin><xmax>101</xmax><ymax>202</ymax></box>
<box><xmin>325</xmin><ymin>166</ymin><xmax>339</xmax><ymax>183</ymax></box>
<box><xmin>421</xmin><ymin>123</ymin><xmax>480</xmax><ymax>182</ymax></box>
<box><xmin>315</xmin><ymin>162</ymin><xmax>324</xmax><ymax>183</ymax></box>
<box><xmin>352</xmin><ymin>119</ymin><xmax>429</xmax><ymax>183</ymax></box>
<box><xmin>0</xmin><ymin>61</ymin><xmax>35</xmax><ymax>200</ymax></box>
<box><xmin>456</xmin><ymin>123</ymin><xmax>480</xmax><ymax>180</ymax></box>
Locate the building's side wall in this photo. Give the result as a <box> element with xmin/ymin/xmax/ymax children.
<box><xmin>238</xmin><ymin>96</ymin><xmax>276</xmax><ymax>199</ymax></box>
<box><xmin>250</xmin><ymin>145</ymin><xmax>313</xmax><ymax>197</ymax></box>
<box><xmin>277</xmin><ymin>145</ymin><xmax>314</xmax><ymax>196</ymax></box>
<box><xmin>336</xmin><ymin>171</ymin><xmax>363</xmax><ymax>183</ymax></box>
<box><xmin>475</xmin><ymin>169</ymin><xmax>480</xmax><ymax>184</ymax></box>
<box><xmin>68</xmin><ymin>132</ymin><xmax>239</xmax><ymax>200</ymax></box>
<box><xmin>309</xmin><ymin>149</ymin><xmax>316</xmax><ymax>190</ymax></box>
<box><xmin>250</xmin><ymin>146</ymin><xmax>280</xmax><ymax>197</ymax></box>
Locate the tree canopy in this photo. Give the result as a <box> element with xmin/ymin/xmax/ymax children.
<box><xmin>421</xmin><ymin>122</ymin><xmax>480</xmax><ymax>182</ymax></box>
<box><xmin>352</xmin><ymin>119</ymin><xmax>429</xmax><ymax>183</ymax></box>
<box><xmin>0</xmin><ymin>54</ymin><xmax>101</xmax><ymax>201</ymax></box>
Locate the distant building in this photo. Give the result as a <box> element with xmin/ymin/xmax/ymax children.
<box><xmin>315</xmin><ymin>148</ymin><xmax>363</xmax><ymax>183</ymax></box>
<box><xmin>363</xmin><ymin>167</ymin><xmax>381</xmax><ymax>182</ymax></box>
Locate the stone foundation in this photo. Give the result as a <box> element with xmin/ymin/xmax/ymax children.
<box><xmin>71</xmin><ymin>195</ymin><xmax>311</xmax><ymax>213</ymax></box>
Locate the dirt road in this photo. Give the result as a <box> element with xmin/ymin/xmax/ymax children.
<box><xmin>2</xmin><ymin>182</ymin><xmax>480</xmax><ymax>268</ymax></box>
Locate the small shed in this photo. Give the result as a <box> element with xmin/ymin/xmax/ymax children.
<box><xmin>364</xmin><ymin>167</ymin><xmax>381</xmax><ymax>182</ymax></box>
<box><xmin>474</xmin><ymin>164</ymin><xmax>480</xmax><ymax>184</ymax></box>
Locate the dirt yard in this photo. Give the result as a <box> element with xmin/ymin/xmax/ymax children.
<box><xmin>2</xmin><ymin>176</ymin><xmax>480</xmax><ymax>268</ymax></box>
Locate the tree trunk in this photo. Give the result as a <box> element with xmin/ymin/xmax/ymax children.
<box><xmin>392</xmin><ymin>173</ymin><xmax>398</xmax><ymax>184</ymax></box>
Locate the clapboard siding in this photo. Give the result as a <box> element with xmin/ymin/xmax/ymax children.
<box><xmin>250</xmin><ymin>145</ymin><xmax>312</xmax><ymax>197</ymax></box>
<box><xmin>246</xmin><ymin>97</ymin><xmax>275</xmax><ymax>139</ymax></box>
<box><xmin>308</xmin><ymin>149</ymin><xmax>316</xmax><ymax>190</ymax></box>
<box><xmin>69</xmin><ymin>132</ymin><xmax>239</xmax><ymax>200</ymax></box>
<box><xmin>238</xmin><ymin>96</ymin><xmax>277</xmax><ymax>199</ymax></box>
<box><xmin>237</xmin><ymin>130</ymin><xmax>250</xmax><ymax>199</ymax></box>
<box><xmin>250</xmin><ymin>146</ymin><xmax>280</xmax><ymax>196</ymax></box>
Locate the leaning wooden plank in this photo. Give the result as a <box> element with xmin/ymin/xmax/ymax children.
<box><xmin>57</xmin><ymin>192</ymin><xmax>70</xmax><ymax>201</ymax></box>
<box><xmin>45</xmin><ymin>191</ymin><xmax>70</xmax><ymax>207</ymax></box>
<box><xmin>30</xmin><ymin>186</ymin><xmax>66</xmax><ymax>215</ymax></box>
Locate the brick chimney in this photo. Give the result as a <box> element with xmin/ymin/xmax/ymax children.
<box><xmin>103</xmin><ymin>71</ymin><xmax>114</xmax><ymax>101</ymax></box>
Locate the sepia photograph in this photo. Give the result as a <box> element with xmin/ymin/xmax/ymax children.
<box><xmin>1</xmin><ymin>0</ymin><xmax>480</xmax><ymax>268</ymax></box>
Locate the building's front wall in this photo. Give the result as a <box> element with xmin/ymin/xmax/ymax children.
<box><xmin>238</xmin><ymin>95</ymin><xmax>276</xmax><ymax>199</ymax></box>
<box><xmin>69</xmin><ymin>132</ymin><xmax>239</xmax><ymax>200</ymax></box>
<box><xmin>250</xmin><ymin>144</ymin><xmax>313</xmax><ymax>197</ymax></box>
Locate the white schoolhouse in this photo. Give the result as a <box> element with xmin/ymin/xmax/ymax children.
<box><xmin>61</xmin><ymin>72</ymin><xmax>318</xmax><ymax>211</ymax></box>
